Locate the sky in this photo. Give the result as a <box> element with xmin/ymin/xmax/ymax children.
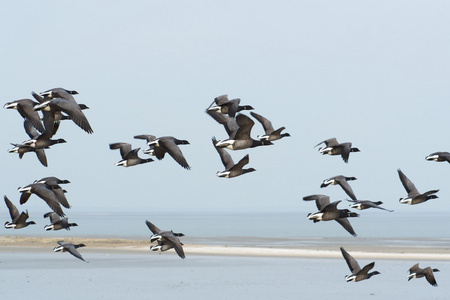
<box><xmin>1</xmin><ymin>0</ymin><xmax>449</xmax><ymax>217</ymax></box>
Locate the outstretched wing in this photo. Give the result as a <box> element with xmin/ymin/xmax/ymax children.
<box><xmin>145</xmin><ymin>220</ymin><xmax>161</xmax><ymax>235</ymax></box>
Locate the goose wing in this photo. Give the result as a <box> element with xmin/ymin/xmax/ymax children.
<box><xmin>226</xmin><ymin>98</ymin><xmax>241</xmax><ymax>118</ymax></box>
<box><xmin>340</xmin><ymin>247</ymin><xmax>361</xmax><ymax>273</ymax></box>
<box><xmin>50</xmin><ymin>98</ymin><xmax>93</xmax><ymax>133</ymax></box>
<box><xmin>250</xmin><ymin>112</ymin><xmax>274</xmax><ymax>134</ymax></box>
<box><xmin>206</xmin><ymin>109</ymin><xmax>239</xmax><ymax>138</ymax></box>
<box><xmin>163</xmin><ymin>234</ymin><xmax>186</xmax><ymax>259</ymax></box>
<box><xmin>159</xmin><ymin>138</ymin><xmax>190</xmax><ymax>170</ymax></box>
<box><xmin>336</xmin><ymin>178</ymin><xmax>357</xmax><ymax>200</ymax></box>
<box><xmin>15</xmin><ymin>211</ymin><xmax>30</xmax><ymax>225</ymax></box>
<box><xmin>229</xmin><ymin>154</ymin><xmax>250</xmax><ymax>172</ymax></box>
<box><xmin>213</xmin><ymin>94</ymin><xmax>229</xmax><ymax>106</ymax></box>
<box><xmin>422</xmin><ymin>267</ymin><xmax>438</xmax><ymax>286</ymax></box>
<box><xmin>339</xmin><ymin>143</ymin><xmax>352</xmax><ymax>163</ymax></box>
<box><xmin>303</xmin><ymin>194</ymin><xmax>331</xmax><ymax>211</ymax></box>
<box><xmin>17</xmin><ymin>100</ymin><xmax>45</xmax><ymax>133</ymax></box>
<box><xmin>110</xmin><ymin>143</ymin><xmax>132</xmax><ymax>159</ymax></box>
<box><xmin>315</xmin><ymin>138</ymin><xmax>338</xmax><ymax>148</ymax></box>
<box><xmin>212</xmin><ymin>137</ymin><xmax>234</xmax><ymax>170</ymax></box>
<box><xmin>51</xmin><ymin>187</ymin><xmax>71</xmax><ymax>209</ymax></box>
<box><xmin>397</xmin><ymin>169</ymin><xmax>419</xmax><ymax>197</ymax></box>
<box><xmin>409</xmin><ymin>263</ymin><xmax>421</xmax><ymax>274</ymax></box>
<box><xmin>34</xmin><ymin>148</ymin><xmax>48</xmax><ymax>167</ymax></box>
<box><xmin>44</xmin><ymin>211</ymin><xmax>61</xmax><ymax>223</ymax></box>
<box><xmin>359</xmin><ymin>262</ymin><xmax>375</xmax><ymax>275</ymax></box>
<box><xmin>65</xmin><ymin>244</ymin><xmax>86</xmax><ymax>262</ymax></box>
<box><xmin>31</xmin><ymin>184</ymin><xmax>65</xmax><ymax>217</ymax></box>
<box><xmin>134</xmin><ymin>134</ymin><xmax>157</xmax><ymax>144</ymax></box>
<box><xmin>362</xmin><ymin>201</ymin><xmax>394</xmax><ymax>212</ymax></box>
<box><xmin>322</xmin><ymin>200</ymin><xmax>341</xmax><ymax>213</ymax></box>
<box><xmin>335</xmin><ymin>218</ymin><xmax>357</xmax><ymax>237</ymax></box>
<box><xmin>234</xmin><ymin>114</ymin><xmax>254</xmax><ymax>140</ymax></box>
<box><xmin>4</xmin><ymin>196</ymin><xmax>20</xmax><ymax>222</ymax></box>
<box><xmin>145</xmin><ymin>220</ymin><xmax>162</xmax><ymax>235</ymax></box>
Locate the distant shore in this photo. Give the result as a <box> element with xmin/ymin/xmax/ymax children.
<box><xmin>1</xmin><ymin>236</ymin><xmax>449</xmax><ymax>260</ymax></box>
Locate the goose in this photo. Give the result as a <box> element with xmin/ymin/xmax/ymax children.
<box><xmin>425</xmin><ymin>152</ymin><xmax>450</xmax><ymax>163</ymax></box>
<box><xmin>4</xmin><ymin>196</ymin><xmax>36</xmax><ymax>229</ymax></box>
<box><xmin>3</xmin><ymin>98</ymin><xmax>45</xmax><ymax>132</ymax></box>
<box><xmin>134</xmin><ymin>135</ymin><xmax>191</xmax><ymax>170</ymax></box>
<box><xmin>8</xmin><ymin>120</ymin><xmax>48</xmax><ymax>167</ymax></box>
<box><xmin>408</xmin><ymin>263</ymin><xmax>439</xmax><ymax>286</ymax></box>
<box><xmin>31</xmin><ymin>91</ymin><xmax>89</xmax><ymax>136</ymax></box>
<box><xmin>303</xmin><ymin>194</ymin><xmax>359</xmax><ymax>237</ymax></box>
<box><xmin>211</xmin><ymin>137</ymin><xmax>255</xmax><ymax>178</ymax></box>
<box><xmin>214</xmin><ymin>114</ymin><xmax>273</xmax><ymax>150</ymax></box>
<box><xmin>315</xmin><ymin>138</ymin><xmax>360</xmax><ymax>163</ymax></box>
<box><xmin>320</xmin><ymin>175</ymin><xmax>357</xmax><ymax>200</ymax></box>
<box><xmin>109</xmin><ymin>142</ymin><xmax>153</xmax><ymax>167</ymax></box>
<box><xmin>145</xmin><ymin>220</ymin><xmax>185</xmax><ymax>259</ymax></box>
<box><xmin>347</xmin><ymin>200</ymin><xmax>394</xmax><ymax>212</ymax></box>
<box><xmin>207</xmin><ymin>94</ymin><xmax>254</xmax><ymax>118</ymax></box>
<box><xmin>20</xmin><ymin>132</ymin><xmax>66</xmax><ymax>149</ymax></box>
<box><xmin>398</xmin><ymin>169</ymin><xmax>439</xmax><ymax>205</ymax></box>
<box><xmin>33</xmin><ymin>96</ymin><xmax>93</xmax><ymax>134</ymax></box>
<box><xmin>18</xmin><ymin>183</ymin><xmax>68</xmax><ymax>217</ymax></box>
<box><xmin>250</xmin><ymin>112</ymin><xmax>290</xmax><ymax>141</ymax></box>
<box><xmin>341</xmin><ymin>247</ymin><xmax>380</xmax><ymax>282</ymax></box>
<box><xmin>53</xmin><ymin>241</ymin><xmax>87</xmax><ymax>262</ymax></box>
<box><xmin>44</xmin><ymin>212</ymin><xmax>78</xmax><ymax>231</ymax></box>
<box><xmin>34</xmin><ymin>177</ymin><xmax>70</xmax><ymax>186</ymax></box>
<box><xmin>39</xmin><ymin>88</ymin><xmax>79</xmax><ymax>101</ymax></box>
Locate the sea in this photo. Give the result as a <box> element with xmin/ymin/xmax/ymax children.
<box><xmin>0</xmin><ymin>209</ymin><xmax>449</xmax><ymax>240</ymax></box>
<box><xmin>1</xmin><ymin>210</ymin><xmax>449</xmax><ymax>299</ymax></box>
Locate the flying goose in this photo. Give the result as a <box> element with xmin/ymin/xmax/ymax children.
<box><xmin>211</xmin><ymin>137</ymin><xmax>255</xmax><ymax>178</ymax></box>
<box><xmin>250</xmin><ymin>112</ymin><xmax>290</xmax><ymax>141</ymax></box>
<box><xmin>109</xmin><ymin>142</ymin><xmax>153</xmax><ymax>167</ymax></box>
<box><xmin>207</xmin><ymin>94</ymin><xmax>254</xmax><ymax>118</ymax></box>
<box><xmin>320</xmin><ymin>175</ymin><xmax>357</xmax><ymax>200</ymax></box>
<box><xmin>425</xmin><ymin>152</ymin><xmax>450</xmax><ymax>163</ymax></box>
<box><xmin>31</xmin><ymin>91</ymin><xmax>89</xmax><ymax>136</ymax></box>
<box><xmin>8</xmin><ymin>120</ymin><xmax>48</xmax><ymax>167</ymax></box>
<box><xmin>347</xmin><ymin>200</ymin><xmax>394</xmax><ymax>212</ymax></box>
<box><xmin>408</xmin><ymin>263</ymin><xmax>439</xmax><ymax>286</ymax></box>
<box><xmin>34</xmin><ymin>177</ymin><xmax>70</xmax><ymax>186</ymax></box>
<box><xmin>145</xmin><ymin>220</ymin><xmax>185</xmax><ymax>259</ymax></box>
<box><xmin>44</xmin><ymin>212</ymin><xmax>78</xmax><ymax>231</ymax></box>
<box><xmin>134</xmin><ymin>135</ymin><xmax>191</xmax><ymax>170</ymax></box>
<box><xmin>303</xmin><ymin>194</ymin><xmax>359</xmax><ymax>237</ymax></box>
<box><xmin>315</xmin><ymin>138</ymin><xmax>360</xmax><ymax>163</ymax></box>
<box><xmin>39</xmin><ymin>88</ymin><xmax>79</xmax><ymax>101</ymax></box>
<box><xmin>18</xmin><ymin>183</ymin><xmax>69</xmax><ymax>217</ymax></box>
<box><xmin>398</xmin><ymin>169</ymin><xmax>439</xmax><ymax>205</ymax></box>
<box><xmin>214</xmin><ymin>114</ymin><xmax>273</xmax><ymax>150</ymax></box>
<box><xmin>3</xmin><ymin>98</ymin><xmax>45</xmax><ymax>133</ymax></box>
<box><xmin>53</xmin><ymin>241</ymin><xmax>87</xmax><ymax>262</ymax></box>
<box><xmin>341</xmin><ymin>247</ymin><xmax>380</xmax><ymax>282</ymax></box>
<box><xmin>4</xmin><ymin>196</ymin><xmax>36</xmax><ymax>229</ymax></box>
<box><xmin>33</xmin><ymin>96</ymin><xmax>93</xmax><ymax>134</ymax></box>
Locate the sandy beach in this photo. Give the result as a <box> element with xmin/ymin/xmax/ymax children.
<box><xmin>2</xmin><ymin>236</ymin><xmax>449</xmax><ymax>260</ymax></box>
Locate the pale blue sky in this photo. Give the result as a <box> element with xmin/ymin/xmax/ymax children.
<box><xmin>1</xmin><ymin>1</ymin><xmax>449</xmax><ymax>217</ymax></box>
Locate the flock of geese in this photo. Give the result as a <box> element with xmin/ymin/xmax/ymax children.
<box><xmin>302</xmin><ymin>137</ymin><xmax>445</xmax><ymax>286</ymax></box>
<box><xmin>2</xmin><ymin>89</ymin><xmax>448</xmax><ymax>285</ymax></box>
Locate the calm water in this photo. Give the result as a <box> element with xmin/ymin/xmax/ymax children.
<box><xmin>1</xmin><ymin>251</ymin><xmax>449</xmax><ymax>300</ymax></box>
<box><xmin>1</xmin><ymin>210</ymin><xmax>449</xmax><ymax>241</ymax></box>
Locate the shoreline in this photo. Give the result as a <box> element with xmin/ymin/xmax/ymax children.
<box><xmin>1</xmin><ymin>236</ymin><xmax>449</xmax><ymax>260</ymax></box>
